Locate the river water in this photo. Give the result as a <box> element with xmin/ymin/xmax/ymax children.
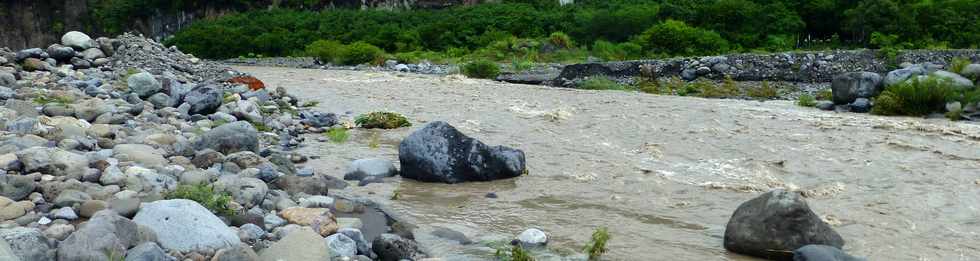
<box><xmin>236</xmin><ymin>66</ymin><xmax>980</xmax><ymax>261</ymax></box>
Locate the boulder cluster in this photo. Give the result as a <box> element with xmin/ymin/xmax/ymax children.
<box><xmin>0</xmin><ymin>31</ymin><xmax>453</xmax><ymax>261</ymax></box>
<box><xmin>828</xmin><ymin>61</ymin><xmax>979</xmax><ymax>117</ymax></box>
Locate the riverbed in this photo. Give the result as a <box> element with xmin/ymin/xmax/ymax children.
<box><xmin>236</xmin><ymin>66</ymin><xmax>980</xmax><ymax>261</ymax></box>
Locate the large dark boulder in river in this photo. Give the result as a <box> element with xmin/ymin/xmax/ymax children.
<box><xmin>398</xmin><ymin>121</ymin><xmax>526</xmax><ymax>183</ymax></box>
<box><xmin>831</xmin><ymin>72</ymin><xmax>882</xmax><ymax>105</ymax></box>
<box><xmin>724</xmin><ymin>189</ymin><xmax>844</xmax><ymax>260</ymax></box>
<box><xmin>793</xmin><ymin>245</ymin><xmax>865</xmax><ymax>261</ymax></box>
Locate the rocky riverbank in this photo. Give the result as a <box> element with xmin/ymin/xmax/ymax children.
<box><xmin>0</xmin><ymin>31</ymin><xmax>451</xmax><ymax>260</ymax></box>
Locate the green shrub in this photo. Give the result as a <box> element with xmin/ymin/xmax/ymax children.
<box><xmin>747</xmin><ymin>81</ymin><xmax>779</xmax><ymax>100</ymax></box>
<box><xmin>339</xmin><ymin>41</ymin><xmax>385</xmax><ymax>65</ymax></box>
<box><xmin>797</xmin><ymin>94</ymin><xmax>817</xmax><ymax>107</ymax></box>
<box><xmin>695</xmin><ymin>80</ymin><xmax>737</xmax><ymax>98</ymax></box>
<box><xmin>462</xmin><ymin>60</ymin><xmax>501</xmax><ymax>79</ymax></box>
<box><xmin>950</xmin><ymin>57</ymin><xmax>971</xmax><ymax>74</ymax></box>
<box><xmin>592</xmin><ymin>40</ymin><xmax>642</xmax><ymax>61</ymax></box>
<box><xmin>355</xmin><ymin>112</ymin><xmax>411</xmax><ymax>129</ymax></box>
<box><xmin>167</xmin><ymin>184</ymin><xmax>235</xmax><ymax>216</ymax></box>
<box><xmin>325</xmin><ymin>127</ymin><xmax>350</xmax><ymax>143</ymax></box>
<box><xmin>871</xmin><ymin>76</ymin><xmax>955</xmax><ymax>116</ymax></box>
<box><xmin>306</xmin><ymin>40</ymin><xmax>346</xmax><ymax>64</ymax></box>
<box><xmin>578</xmin><ymin>77</ymin><xmax>630</xmax><ymax>91</ymax></box>
<box><xmin>549</xmin><ymin>32</ymin><xmax>574</xmax><ymax>49</ymax></box>
<box><xmin>636</xmin><ymin>20</ymin><xmax>730</xmax><ymax>57</ymax></box>
<box><xmin>583</xmin><ymin>227</ymin><xmax>610</xmax><ymax>261</ymax></box>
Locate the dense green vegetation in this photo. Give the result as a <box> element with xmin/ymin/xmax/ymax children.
<box><xmin>161</xmin><ymin>0</ymin><xmax>980</xmax><ymax>62</ymax></box>
<box><xmin>355</xmin><ymin>112</ymin><xmax>412</xmax><ymax>129</ymax></box>
<box><xmin>871</xmin><ymin>76</ymin><xmax>980</xmax><ymax>117</ymax></box>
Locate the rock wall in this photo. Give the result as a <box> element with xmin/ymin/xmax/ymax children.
<box><xmin>556</xmin><ymin>49</ymin><xmax>980</xmax><ymax>86</ymax></box>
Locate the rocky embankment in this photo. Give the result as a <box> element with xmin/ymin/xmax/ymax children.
<box><xmin>554</xmin><ymin>49</ymin><xmax>980</xmax><ymax>86</ymax></box>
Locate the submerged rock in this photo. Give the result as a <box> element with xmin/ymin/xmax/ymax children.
<box><xmin>398</xmin><ymin>121</ymin><xmax>526</xmax><ymax>183</ymax></box>
<box><xmin>372</xmin><ymin>233</ymin><xmax>426</xmax><ymax>261</ymax></box>
<box><xmin>793</xmin><ymin>245</ymin><xmax>865</xmax><ymax>261</ymax></box>
<box><xmin>724</xmin><ymin>189</ymin><xmax>844</xmax><ymax>260</ymax></box>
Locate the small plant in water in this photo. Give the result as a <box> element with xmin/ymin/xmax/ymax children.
<box><xmin>368</xmin><ymin>132</ymin><xmax>381</xmax><ymax>149</ymax></box>
<box><xmin>355</xmin><ymin>111</ymin><xmax>411</xmax><ymax>129</ymax></box>
<box><xmin>325</xmin><ymin>127</ymin><xmax>349</xmax><ymax>143</ymax></box>
<box><xmin>583</xmin><ymin>227</ymin><xmax>610</xmax><ymax>261</ymax></box>
<box><xmin>495</xmin><ymin>245</ymin><xmax>535</xmax><ymax>261</ymax></box>
<box><xmin>390</xmin><ymin>190</ymin><xmax>401</xmax><ymax>200</ymax></box>
<box><xmin>797</xmin><ymin>94</ymin><xmax>817</xmax><ymax>107</ymax></box>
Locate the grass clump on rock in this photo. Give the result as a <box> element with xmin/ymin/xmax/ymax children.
<box><xmin>583</xmin><ymin>227</ymin><xmax>610</xmax><ymax>261</ymax></box>
<box><xmin>462</xmin><ymin>60</ymin><xmax>501</xmax><ymax>79</ymax></box>
<box><xmin>871</xmin><ymin>76</ymin><xmax>954</xmax><ymax>116</ymax></box>
<box><xmin>166</xmin><ymin>184</ymin><xmax>235</xmax><ymax>217</ymax></box>
<box><xmin>355</xmin><ymin>112</ymin><xmax>411</xmax><ymax>129</ymax></box>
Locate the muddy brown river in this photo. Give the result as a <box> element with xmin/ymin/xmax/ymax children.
<box><xmin>236</xmin><ymin>66</ymin><xmax>980</xmax><ymax>261</ymax></box>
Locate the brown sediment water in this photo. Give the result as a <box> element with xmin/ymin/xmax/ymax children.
<box><xmin>236</xmin><ymin>66</ymin><xmax>980</xmax><ymax>261</ymax></box>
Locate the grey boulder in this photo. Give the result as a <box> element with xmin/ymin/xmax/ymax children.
<box><xmin>398</xmin><ymin>121</ymin><xmax>526</xmax><ymax>183</ymax></box>
<box><xmin>831</xmin><ymin>72</ymin><xmax>882</xmax><ymax>105</ymax></box>
<box><xmin>127</xmin><ymin>72</ymin><xmax>162</xmax><ymax>98</ymax></box>
<box><xmin>57</xmin><ymin>210</ymin><xmax>143</xmax><ymax>261</ymax></box>
<box><xmin>325</xmin><ymin>233</ymin><xmax>357</xmax><ymax>258</ymax></box>
<box><xmin>931</xmin><ymin>70</ymin><xmax>975</xmax><ymax>91</ymax></box>
<box><xmin>344</xmin><ymin>158</ymin><xmax>397</xmax><ymax>181</ymax></box>
<box><xmin>125</xmin><ymin>242</ymin><xmax>173</xmax><ymax>261</ymax></box>
<box><xmin>372</xmin><ymin>233</ymin><xmax>425</xmax><ymax>261</ymax></box>
<box><xmin>883</xmin><ymin>66</ymin><xmax>926</xmax><ymax>87</ymax></box>
<box><xmin>133</xmin><ymin>199</ymin><xmax>240</xmax><ymax>252</ymax></box>
<box><xmin>46</xmin><ymin>44</ymin><xmax>75</xmax><ymax>62</ymax></box>
<box><xmin>194</xmin><ymin>121</ymin><xmax>259</xmax><ymax>154</ymax></box>
<box><xmin>849</xmin><ymin>98</ymin><xmax>871</xmax><ymax>113</ymax></box>
<box><xmin>181</xmin><ymin>84</ymin><xmax>222</xmax><ymax>115</ymax></box>
<box><xmin>0</xmin><ymin>227</ymin><xmax>53</xmax><ymax>261</ymax></box>
<box><xmin>724</xmin><ymin>189</ymin><xmax>844</xmax><ymax>260</ymax></box>
<box><xmin>62</xmin><ymin>31</ymin><xmax>97</xmax><ymax>50</ymax></box>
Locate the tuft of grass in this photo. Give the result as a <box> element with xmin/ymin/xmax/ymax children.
<box><xmin>325</xmin><ymin>127</ymin><xmax>349</xmax><ymax>143</ymax></box>
<box><xmin>583</xmin><ymin>227</ymin><xmax>610</xmax><ymax>261</ymax></box>
<box><xmin>815</xmin><ymin>89</ymin><xmax>833</xmax><ymax>100</ymax></box>
<box><xmin>797</xmin><ymin>94</ymin><xmax>817</xmax><ymax>107</ymax></box>
<box><xmin>166</xmin><ymin>184</ymin><xmax>235</xmax><ymax>216</ymax></box>
<box><xmin>300</xmin><ymin>101</ymin><xmax>320</xmax><ymax>107</ymax></box>
<box><xmin>249</xmin><ymin>120</ymin><xmax>272</xmax><ymax>132</ymax></box>
<box><xmin>368</xmin><ymin>132</ymin><xmax>381</xmax><ymax>149</ymax></box>
<box><xmin>495</xmin><ymin>245</ymin><xmax>535</xmax><ymax>261</ymax></box>
<box><xmin>946</xmin><ymin>108</ymin><xmax>963</xmax><ymax>121</ymax></box>
<box><xmin>511</xmin><ymin>57</ymin><xmax>535</xmax><ymax>72</ymax></box>
<box><xmin>950</xmin><ymin>57</ymin><xmax>971</xmax><ymax>74</ymax></box>
<box><xmin>32</xmin><ymin>94</ymin><xmax>74</xmax><ymax>105</ymax></box>
<box><xmin>355</xmin><ymin>112</ymin><xmax>411</xmax><ymax>129</ymax></box>
<box><xmin>462</xmin><ymin>60</ymin><xmax>501</xmax><ymax>79</ymax></box>
<box><xmin>746</xmin><ymin>81</ymin><xmax>779</xmax><ymax>100</ymax></box>
<box><xmin>390</xmin><ymin>190</ymin><xmax>400</xmax><ymax>200</ymax></box>
<box><xmin>578</xmin><ymin>77</ymin><xmax>630</xmax><ymax>91</ymax></box>
<box><xmin>548</xmin><ymin>32</ymin><xmax>574</xmax><ymax>49</ymax></box>
<box><xmin>871</xmin><ymin>76</ymin><xmax>955</xmax><ymax>116</ymax></box>
<box><xmin>694</xmin><ymin>80</ymin><xmax>736</xmax><ymax>98</ymax></box>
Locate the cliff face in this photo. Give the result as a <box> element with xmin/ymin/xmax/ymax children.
<box><xmin>0</xmin><ymin>0</ymin><xmax>491</xmax><ymax>50</ymax></box>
